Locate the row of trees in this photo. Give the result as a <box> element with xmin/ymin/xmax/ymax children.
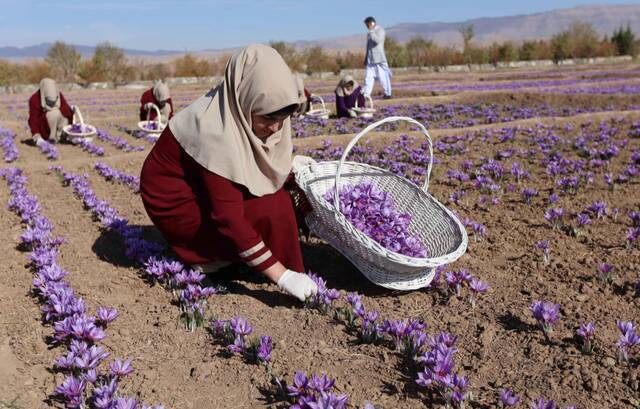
<box><xmin>0</xmin><ymin>22</ymin><xmax>637</xmax><ymax>86</ymax></box>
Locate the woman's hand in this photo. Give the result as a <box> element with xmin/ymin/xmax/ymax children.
<box><xmin>292</xmin><ymin>155</ymin><xmax>317</xmax><ymax>173</ymax></box>
<box><xmin>277</xmin><ymin>270</ymin><xmax>318</xmax><ymax>302</ymax></box>
<box><xmin>33</xmin><ymin>133</ymin><xmax>45</xmax><ymax>147</ymax></box>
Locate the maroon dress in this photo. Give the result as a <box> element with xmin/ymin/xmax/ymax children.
<box><xmin>139</xmin><ymin>89</ymin><xmax>174</xmax><ymax>121</ymax></box>
<box><xmin>140</xmin><ymin>127</ymin><xmax>304</xmax><ymax>273</ymax></box>
<box><xmin>28</xmin><ymin>91</ymin><xmax>74</xmax><ymax>140</ymax></box>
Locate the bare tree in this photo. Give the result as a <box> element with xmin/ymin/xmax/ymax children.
<box><xmin>83</xmin><ymin>42</ymin><xmax>133</xmax><ymax>84</ymax></box>
<box><xmin>46</xmin><ymin>41</ymin><xmax>81</xmax><ymax>82</ymax></box>
<box><xmin>406</xmin><ymin>36</ymin><xmax>433</xmax><ymax>68</ymax></box>
<box><xmin>459</xmin><ymin>24</ymin><xmax>475</xmax><ymax>53</ymax></box>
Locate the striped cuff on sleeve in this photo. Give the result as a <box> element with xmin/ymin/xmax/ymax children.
<box><xmin>238</xmin><ymin>241</ymin><xmax>277</xmax><ymax>272</ymax></box>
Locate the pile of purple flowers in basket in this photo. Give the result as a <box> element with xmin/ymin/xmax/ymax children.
<box><xmin>323</xmin><ymin>180</ymin><xmax>428</xmax><ymax>258</ymax></box>
<box><xmin>68</xmin><ymin>123</ymin><xmax>92</xmax><ymax>134</ymax></box>
<box><xmin>142</xmin><ymin>122</ymin><xmax>160</xmax><ymax>131</ymax></box>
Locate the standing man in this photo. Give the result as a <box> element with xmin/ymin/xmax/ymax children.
<box><xmin>363</xmin><ymin>16</ymin><xmax>392</xmax><ymax>99</ymax></box>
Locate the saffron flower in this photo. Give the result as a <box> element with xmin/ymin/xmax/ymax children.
<box><xmin>468</xmin><ymin>278</ymin><xmax>489</xmax><ymax>308</ymax></box>
<box><xmin>499</xmin><ymin>389</ymin><xmax>520</xmax><ymax>407</ymax></box>
<box><xmin>616</xmin><ymin>320</ymin><xmax>640</xmax><ymax>364</ymax></box>
<box><xmin>596</xmin><ymin>263</ymin><xmax>615</xmax><ymax>286</ymax></box>
<box><xmin>530</xmin><ymin>300</ymin><xmax>560</xmax><ymax>340</ymax></box>
<box><xmin>536</xmin><ymin>240</ymin><xmax>551</xmax><ymax>264</ymax></box>
<box><xmin>576</xmin><ymin>322</ymin><xmax>595</xmax><ymax>354</ymax></box>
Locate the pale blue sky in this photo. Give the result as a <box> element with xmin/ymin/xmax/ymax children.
<box><xmin>1</xmin><ymin>0</ymin><xmax>637</xmax><ymax>50</ymax></box>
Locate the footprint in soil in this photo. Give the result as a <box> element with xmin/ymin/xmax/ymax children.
<box><xmin>497</xmin><ymin>311</ymin><xmax>536</xmax><ymax>333</ymax></box>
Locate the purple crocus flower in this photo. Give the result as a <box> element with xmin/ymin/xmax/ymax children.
<box><xmin>113</xmin><ymin>397</ymin><xmax>139</xmax><ymax>409</ymax></box>
<box><xmin>96</xmin><ymin>307</ymin><xmax>118</xmax><ymax>325</ymax></box>
<box><xmin>468</xmin><ymin>278</ymin><xmax>489</xmax><ymax>308</ymax></box>
<box><xmin>536</xmin><ymin>240</ymin><xmax>551</xmax><ymax>264</ymax></box>
<box><xmin>230</xmin><ymin>316</ymin><xmax>253</xmax><ymax>337</ymax></box>
<box><xmin>544</xmin><ymin>207</ymin><xmax>564</xmax><ymax>230</ymax></box>
<box><xmin>110</xmin><ymin>358</ymin><xmax>134</xmax><ymax>378</ymax></box>
<box><xmin>287</xmin><ymin>372</ymin><xmax>309</xmax><ymax>397</ymax></box>
<box><xmin>445</xmin><ymin>269</ymin><xmax>472</xmax><ymax>297</ymax></box>
<box><xmin>531</xmin><ymin>398</ymin><xmax>556</xmax><ymax>409</ymax></box>
<box><xmin>54</xmin><ymin>376</ymin><xmax>86</xmax><ymax>408</ymax></box>
<box><xmin>616</xmin><ymin>320</ymin><xmax>640</xmax><ymax>363</ymax></box>
<box><xmin>575</xmin><ymin>212</ymin><xmax>591</xmax><ymax>230</ymax></box>
<box><xmin>307</xmin><ymin>392</ymin><xmax>348</xmax><ymax>409</ymax></box>
<box><xmin>257</xmin><ymin>335</ymin><xmax>273</xmax><ymax>363</ymax></box>
<box><xmin>530</xmin><ymin>300</ymin><xmax>560</xmax><ymax>339</ymax></box>
<box><xmin>309</xmin><ymin>373</ymin><xmax>335</xmax><ymax>393</ymax></box>
<box><xmin>596</xmin><ymin>263</ymin><xmax>615</xmax><ymax>285</ymax></box>
<box><xmin>499</xmin><ymin>388</ymin><xmax>520</xmax><ymax>407</ymax></box>
<box><xmin>74</xmin><ymin>345</ymin><xmax>110</xmax><ymax>370</ymax></box>
<box><xmin>587</xmin><ymin>200</ymin><xmax>608</xmax><ymax>219</ymax></box>
<box><xmin>576</xmin><ymin>322</ymin><xmax>595</xmax><ymax>354</ymax></box>
<box><xmin>521</xmin><ymin>187</ymin><xmax>538</xmax><ymax>204</ymax></box>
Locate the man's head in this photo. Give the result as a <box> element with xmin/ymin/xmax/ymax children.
<box><xmin>364</xmin><ymin>16</ymin><xmax>376</xmax><ymax>30</ymax></box>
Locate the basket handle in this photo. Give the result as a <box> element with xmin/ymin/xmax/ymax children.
<box><xmin>309</xmin><ymin>94</ymin><xmax>326</xmax><ymax>111</ymax></box>
<box><xmin>146</xmin><ymin>103</ymin><xmax>161</xmax><ymax>124</ymax></box>
<box><xmin>73</xmin><ymin>106</ymin><xmax>85</xmax><ymax>125</ymax></box>
<box><xmin>354</xmin><ymin>95</ymin><xmax>373</xmax><ymax>109</ymax></box>
<box><xmin>333</xmin><ymin>116</ymin><xmax>434</xmax><ymax>214</ymax></box>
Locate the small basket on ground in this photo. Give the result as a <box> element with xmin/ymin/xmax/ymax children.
<box><xmin>63</xmin><ymin>106</ymin><xmax>96</xmax><ymax>143</ymax></box>
<box><xmin>295</xmin><ymin>116</ymin><xmax>468</xmax><ymax>290</ymax></box>
<box><xmin>137</xmin><ymin>104</ymin><xmax>166</xmax><ymax>135</ymax></box>
<box><xmin>306</xmin><ymin>95</ymin><xmax>331</xmax><ymax>120</ymax></box>
<box><xmin>352</xmin><ymin>95</ymin><xmax>376</xmax><ymax>118</ymax></box>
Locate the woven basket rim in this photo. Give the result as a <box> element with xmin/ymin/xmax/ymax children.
<box><xmin>297</xmin><ymin>160</ymin><xmax>468</xmax><ymax>267</ymax></box>
<box><xmin>63</xmin><ymin>124</ymin><xmax>97</xmax><ymax>137</ymax></box>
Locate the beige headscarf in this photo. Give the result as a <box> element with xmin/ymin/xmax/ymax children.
<box><xmin>169</xmin><ymin>44</ymin><xmax>302</xmax><ymax>197</ymax></box>
<box><xmin>40</xmin><ymin>78</ymin><xmax>61</xmax><ymax>111</ymax></box>
<box><xmin>335</xmin><ymin>75</ymin><xmax>359</xmax><ymax>97</ymax></box>
<box><xmin>153</xmin><ymin>82</ymin><xmax>170</xmax><ymax>102</ymax></box>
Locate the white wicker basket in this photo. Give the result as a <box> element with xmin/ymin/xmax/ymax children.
<box><xmin>307</xmin><ymin>94</ymin><xmax>331</xmax><ymax>119</ymax></box>
<box><xmin>63</xmin><ymin>106</ymin><xmax>96</xmax><ymax>142</ymax></box>
<box><xmin>352</xmin><ymin>95</ymin><xmax>376</xmax><ymax>118</ymax></box>
<box><xmin>295</xmin><ymin>116</ymin><xmax>468</xmax><ymax>290</ymax></box>
<box><xmin>137</xmin><ymin>103</ymin><xmax>166</xmax><ymax>134</ymax></box>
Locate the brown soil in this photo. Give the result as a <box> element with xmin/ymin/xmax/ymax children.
<box><xmin>1</xmin><ymin>67</ymin><xmax>639</xmax><ymax>409</ymax></box>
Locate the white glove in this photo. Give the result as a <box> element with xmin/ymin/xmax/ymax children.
<box><xmin>292</xmin><ymin>155</ymin><xmax>317</xmax><ymax>173</ymax></box>
<box><xmin>277</xmin><ymin>270</ymin><xmax>318</xmax><ymax>302</ymax></box>
<box><xmin>34</xmin><ymin>134</ymin><xmax>45</xmax><ymax>147</ymax></box>
<box><xmin>144</xmin><ymin>102</ymin><xmax>155</xmax><ymax>110</ymax></box>
<box><xmin>348</xmin><ymin>109</ymin><xmax>357</xmax><ymax>118</ymax></box>
<box><xmin>71</xmin><ymin>105</ymin><xmax>77</xmax><ymax>112</ymax></box>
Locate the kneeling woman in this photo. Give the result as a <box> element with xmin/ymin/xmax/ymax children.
<box><xmin>28</xmin><ymin>78</ymin><xmax>74</xmax><ymax>145</ymax></box>
<box><xmin>140</xmin><ymin>45</ymin><xmax>318</xmax><ymax>302</ymax></box>
<box><xmin>139</xmin><ymin>81</ymin><xmax>174</xmax><ymax>122</ymax></box>
<box><xmin>335</xmin><ymin>75</ymin><xmax>365</xmax><ymax>118</ymax></box>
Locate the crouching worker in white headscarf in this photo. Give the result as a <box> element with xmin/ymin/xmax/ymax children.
<box><xmin>140</xmin><ymin>44</ymin><xmax>319</xmax><ymax>303</ymax></box>
<box><xmin>140</xmin><ymin>81</ymin><xmax>174</xmax><ymax>122</ymax></box>
<box><xmin>28</xmin><ymin>78</ymin><xmax>74</xmax><ymax>145</ymax></box>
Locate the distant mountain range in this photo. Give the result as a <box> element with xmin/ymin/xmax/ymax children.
<box><xmin>2</xmin><ymin>4</ymin><xmax>640</xmax><ymax>60</ymax></box>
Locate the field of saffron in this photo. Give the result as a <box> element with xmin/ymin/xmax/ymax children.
<box><xmin>0</xmin><ymin>63</ymin><xmax>639</xmax><ymax>409</ymax></box>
